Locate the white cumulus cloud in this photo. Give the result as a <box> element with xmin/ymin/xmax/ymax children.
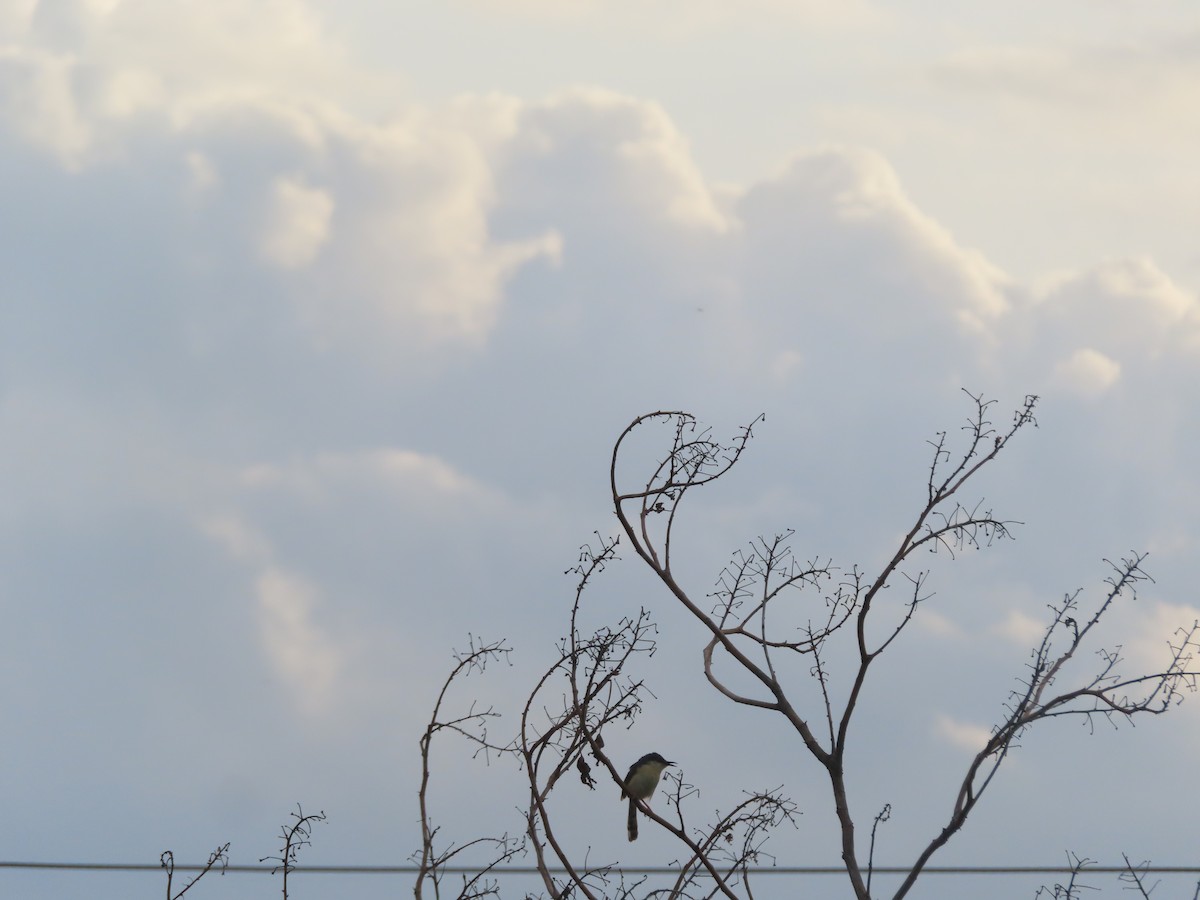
<box><xmin>240</xmin><ymin>447</ymin><xmax>501</xmax><ymax>510</ymax></box>
<box><xmin>199</xmin><ymin>513</ymin><xmax>272</xmax><ymax>563</ymax></box>
<box><xmin>255</xmin><ymin>566</ymin><xmax>342</xmax><ymax>715</ymax></box>
<box><xmin>1051</xmin><ymin>347</ymin><xmax>1121</xmax><ymax>398</ymax></box>
<box><xmin>1034</xmin><ymin>257</ymin><xmax>1198</xmax><ymax>353</ymax></box>
<box><xmin>934</xmin><ymin>713</ymin><xmax>993</xmax><ymax>753</ymax></box>
<box><xmin>1124</xmin><ymin>600</ymin><xmax>1200</xmax><ymax>685</ymax></box>
<box><xmin>0</xmin><ymin>46</ymin><xmax>92</xmax><ymax>167</ymax></box>
<box><xmin>992</xmin><ymin>608</ymin><xmax>1046</xmax><ymax>647</ymax></box>
<box><xmin>259</xmin><ymin>174</ymin><xmax>333</xmax><ymax>269</ymax></box>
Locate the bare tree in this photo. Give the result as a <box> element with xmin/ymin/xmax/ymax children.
<box><xmin>159</xmin><ymin>842</ymin><xmax>229</xmax><ymax>900</ymax></box>
<box><xmin>514</xmin><ymin>536</ymin><xmax>801</xmax><ymax>900</ymax></box>
<box><xmin>260</xmin><ymin>803</ymin><xmax>327</xmax><ymax>899</ymax></box>
<box><xmin>414</xmin><ymin>636</ymin><xmax>525</xmax><ymax>900</ymax></box>
<box><xmin>418</xmin><ymin>391</ymin><xmax>1199</xmax><ymax>899</ymax></box>
<box><xmin>157</xmin><ymin>804</ymin><xmax>325</xmax><ymax>900</ymax></box>
<box><xmin>1034</xmin><ymin>852</ymin><xmax>1098</xmax><ymax>899</ymax></box>
<box><xmin>1034</xmin><ymin>853</ymin><xmax>1200</xmax><ymax>899</ymax></box>
<box><xmin>608</xmin><ymin>392</ymin><xmax>1198</xmax><ymax>898</ymax></box>
<box><xmin>1113</xmin><ymin>854</ymin><xmax>1200</xmax><ymax>900</ymax></box>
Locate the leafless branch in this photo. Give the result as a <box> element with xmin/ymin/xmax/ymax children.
<box><xmin>1034</xmin><ymin>852</ymin><xmax>1098</xmax><ymax>898</ymax></box>
<box><xmin>415</xmin><ymin>636</ymin><xmax>523</xmax><ymax>900</ymax></box>
<box><xmin>417</xmin><ymin>390</ymin><xmax>1195</xmax><ymax>900</ymax></box>
<box><xmin>260</xmin><ymin>805</ymin><xmax>326</xmax><ymax>900</ymax></box>
<box><xmin>518</xmin><ymin>535</ymin><xmax>662</xmax><ymax>900</ymax></box>
<box><xmin>611</xmin><ymin>395</ymin><xmax>1043</xmax><ymax>898</ymax></box>
<box><xmin>1119</xmin><ymin>854</ymin><xmax>1160</xmax><ymax>898</ymax></box>
<box><xmin>609</xmin><ymin>392</ymin><xmax>1194</xmax><ymax>899</ymax></box>
<box><xmin>160</xmin><ymin>843</ymin><xmax>229</xmax><ymax>900</ymax></box>
<box><xmin>894</xmin><ymin>553</ymin><xmax>1199</xmax><ymax>899</ymax></box>
<box><xmin>866</xmin><ymin>804</ymin><xmax>890</xmax><ymax>895</ymax></box>
<box><xmin>663</xmin><ymin>781</ymin><xmax>800</xmax><ymax>900</ymax></box>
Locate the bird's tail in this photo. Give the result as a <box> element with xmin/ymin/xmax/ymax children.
<box><xmin>627</xmin><ymin>796</ymin><xmax>638</xmax><ymax>842</ymax></box>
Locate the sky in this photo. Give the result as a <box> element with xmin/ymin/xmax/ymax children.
<box><xmin>2</xmin><ymin>1</ymin><xmax>1200</xmax><ymax>898</ymax></box>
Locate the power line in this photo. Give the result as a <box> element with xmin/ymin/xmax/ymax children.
<box><xmin>2</xmin><ymin>862</ymin><xmax>1199</xmax><ymax>876</ymax></box>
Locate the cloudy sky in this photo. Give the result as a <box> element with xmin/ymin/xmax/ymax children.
<box><xmin>2</xmin><ymin>1</ymin><xmax>1199</xmax><ymax>897</ymax></box>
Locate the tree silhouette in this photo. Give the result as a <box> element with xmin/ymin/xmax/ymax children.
<box><xmin>417</xmin><ymin>391</ymin><xmax>1199</xmax><ymax>899</ymax></box>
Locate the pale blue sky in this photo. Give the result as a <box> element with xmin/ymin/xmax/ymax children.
<box><xmin>1</xmin><ymin>2</ymin><xmax>1198</xmax><ymax>898</ymax></box>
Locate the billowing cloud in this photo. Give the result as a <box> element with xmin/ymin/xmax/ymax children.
<box><xmin>1051</xmin><ymin>347</ymin><xmax>1121</xmax><ymax>398</ymax></box>
<box><xmin>183</xmin><ymin>148</ymin><xmax>218</xmax><ymax>193</ymax></box>
<box><xmin>240</xmin><ymin>448</ymin><xmax>502</xmax><ymax>510</ymax></box>
<box><xmin>161</xmin><ymin>95</ymin><xmax>564</xmax><ymax>350</ymax></box>
<box><xmin>255</xmin><ymin>566</ymin><xmax>342</xmax><ymax>715</ymax></box>
<box><xmin>739</xmin><ymin>146</ymin><xmax>1010</xmax><ymax>331</ymax></box>
<box><xmin>934</xmin><ymin>713</ymin><xmax>993</xmax><ymax>753</ymax></box>
<box><xmin>0</xmin><ymin>0</ymin><xmax>570</xmax><ymax>353</ymax></box>
<box><xmin>200</xmin><ymin>513</ymin><xmax>273</xmax><ymax>563</ymax></box>
<box><xmin>0</xmin><ymin>46</ymin><xmax>92</xmax><ymax>167</ymax></box>
<box><xmin>1125</xmin><ymin>600</ymin><xmax>1200</xmax><ymax>685</ymax></box>
<box><xmin>1032</xmin><ymin>257</ymin><xmax>1199</xmax><ymax>355</ymax></box>
<box><xmin>495</xmin><ymin>86</ymin><xmax>734</xmax><ymax>267</ymax></box>
<box><xmin>917</xmin><ymin>609</ymin><xmax>966</xmax><ymax>640</ymax></box>
<box><xmin>259</xmin><ymin>175</ymin><xmax>333</xmax><ymax>268</ymax></box>
<box><xmin>992</xmin><ymin>609</ymin><xmax>1046</xmax><ymax>647</ymax></box>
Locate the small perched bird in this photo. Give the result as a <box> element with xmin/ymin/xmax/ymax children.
<box><xmin>622</xmin><ymin>752</ymin><xmax>674</xmax><ymax>841</ymax></box>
